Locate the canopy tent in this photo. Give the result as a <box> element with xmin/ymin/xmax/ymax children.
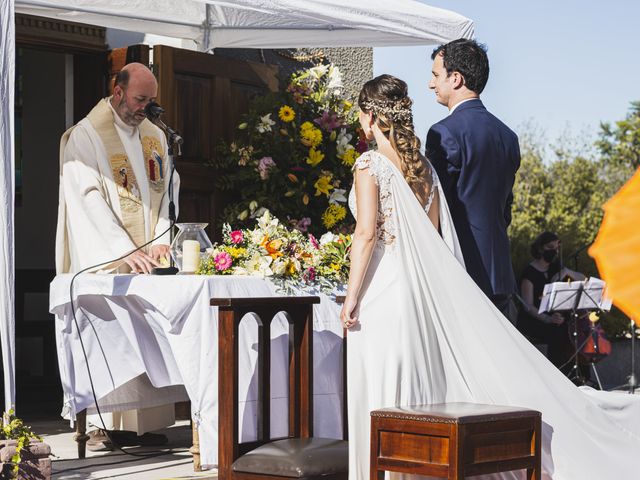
<box><xmin>1</xmin><ymin>0</ymin><xmax>473</xmax><ymax>412</ymax></box>
<box><xmin>15</xmin><ymin>0</ymin><xmax>473</xmax><ymax>51</ymax></box>
<box><xmin>0</xmin><ymin>0</ymin><xmax>16</xmax><ymax>414</ymax></box>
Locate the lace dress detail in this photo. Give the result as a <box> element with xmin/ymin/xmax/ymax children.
<box><xmin>348</xmin><ymin>151</ymin><xmax>397</xmax><ymax>248</ymax></box>
<box><xmin>348</xmin><ymin>151</ymin><xmax>439</xmax><ymax>248</ymax></box>
<box><xmin>424</xmin><ymin>162</ymin><xmax>440</xmax><ymax>214</ymax></box>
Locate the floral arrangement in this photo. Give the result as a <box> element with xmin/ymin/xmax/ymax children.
<box><xmin>197</xmin><ymin>210</ymin><xmax>351</xmax><ymax>293</ymax></box>
<box><xmin>212</xmin><ymin>63</ymin><xmax>368</xmax><ymax>235</ymax></box>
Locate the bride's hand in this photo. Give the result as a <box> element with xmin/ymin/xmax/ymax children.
<box><xmin>340</xmin><ymin>296</ymin><xmax>359</xmax><ymax>329</ymax></box>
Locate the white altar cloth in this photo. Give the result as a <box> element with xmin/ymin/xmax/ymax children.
<box><xmin>49</xmin><ymin>274</ymin><xmax>345</xmax><ymax>468</ymax></box>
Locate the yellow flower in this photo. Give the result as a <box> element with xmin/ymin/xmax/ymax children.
<box><xmin>302</xmin><ymin>193</ymin><xmax>310</xmax><ymax>205</ymax></box>
<box><xmin>314</xmin><ymin>175</ymin><xmax>334</xmax><ymax>197</ymax></box>
<box><xmin>322</xmin><ymin>204</ymin><xmax>347</xmax><ymax>228</ymax></box>
<box><xmin>343</xmin><ymin>100</ymin><xmax>353</xmax><ymax>112</ymax></box>
<box><xmin>278</xmin><ymin>105</ymin><xmax>295</xmax><ymax>122</ymax></box>
<box><xmin>300</xmin><ymin>122</ymin><xmax>322</xmax><ymax>147</ymax></box>
<box><xmin>306</xmin><ymin>147</ymin><xmax>325</xmax><ymax>167</ymax></box>
<box><xmin>340</xmin><ymin>148</ymin><xmax>359</xmax><ymax>167</ymax></box>
<box><xmin>226</xmin><ymin>246</ymin><xmax>247</xmax><ymax>259</ymax></box>
<box><xmin>286</xmin><ymin>260</ymin><xmax>299</xmax><ymax>276</ymax></box>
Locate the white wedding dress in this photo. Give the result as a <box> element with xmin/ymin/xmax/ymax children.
<box><xmin>346</xmin><ymin>150</ymin><xmax>640</xmax><ymax>480</ymax></box>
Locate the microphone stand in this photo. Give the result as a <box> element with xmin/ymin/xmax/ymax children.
<box><xmin>148</xmin><ymin>107</ymin><xmax>183</xmax><ymax>275</ymax></box>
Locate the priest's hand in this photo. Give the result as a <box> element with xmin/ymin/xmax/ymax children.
<box><xmin>124</xmin><ymin>250</ymin><xmax>161</xmax><ymax>274</ymax></box>
<box><xmin>150</xmin><ymin>244</ymin><xmax>171</xmax><ymax>264</ymax></box>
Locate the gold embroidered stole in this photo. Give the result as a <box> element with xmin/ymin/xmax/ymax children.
<box><xmin>86</xmin><ymin>99</ymin><xmax>167</xmax><ymax>248</ymax></box>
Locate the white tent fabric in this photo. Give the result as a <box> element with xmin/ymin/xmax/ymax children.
<box><xmin>0</xmin><ymin>0</ymin><xmax>16</xmax><ymax>413</ymax></box>
<box><xmin>4</xmin><ymin>0</ymin><xmax>473</xmax><ymax>412</ymax></box>
<box><xmin>15</xmin><ymin>0</ymin><xmax>473</xmax><ymax>51</ymax></box>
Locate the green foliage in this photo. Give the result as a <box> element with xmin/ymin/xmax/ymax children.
<box><xmin>597</xmin><ymin>101</ymin><xmax>640</xmax><ymax>170</ymax></box>
<box><xmin>510</xmin><ymin>102</ymin><xmax>640</xmax><ymax>337</ymax></box>
<box><xmin>1</xmin><ymin>410</ymin><xmax>42</xmax><ymax>479</ymax></box>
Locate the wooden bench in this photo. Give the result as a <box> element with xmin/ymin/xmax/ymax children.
<box><xmin>370</xmin><ymin>402</ymin><xmax>541</xmax><ymax>480</ymax></box>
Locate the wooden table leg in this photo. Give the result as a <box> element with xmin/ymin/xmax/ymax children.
<box><xmin>190</xmin><ymin>420</ymin><xmax>201</xmax><ymax>471</ymax></box>
<box><xmin>74</xmin><ymin>409</ymin><xmax>89</xmax><ymax>459</ymax></box>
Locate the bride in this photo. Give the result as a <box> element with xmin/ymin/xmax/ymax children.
<box><xmin>340</xmin><ymin>74</ymin><xmax>640</xmax><ymax>480</ymax></box>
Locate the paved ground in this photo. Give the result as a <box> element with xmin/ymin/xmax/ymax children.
<box><xmin>30</xmin><ymin>419</ymin><xmax>217</xmax><ymax>480</ymax></box>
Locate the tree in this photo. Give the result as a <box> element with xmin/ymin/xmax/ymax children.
<box><xmin>597</xmin><ymin>101</ymin><xmax>640</xmax><ymax>171</ymax></box>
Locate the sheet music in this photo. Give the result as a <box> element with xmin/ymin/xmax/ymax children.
<box><xmin>538</xmin><ymin>278</ymin><xmax>611</xmax><ymax>314</ymax></box>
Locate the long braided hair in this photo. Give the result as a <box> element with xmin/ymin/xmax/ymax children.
<box><xmin>358</xmin><ymin>74</ymin><xmax>432</xmax><ymax>205</ymax></box>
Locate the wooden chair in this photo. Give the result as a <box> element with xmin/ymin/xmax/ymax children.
<box><xmin>213</xmin><ymin>296</ymin><xmax>348</xmax><ymax>480</ymax></box>
<box><xmin>370</xmin><ymin>402</ymin><xmax>541</xmax><ymax>480</ymax></box>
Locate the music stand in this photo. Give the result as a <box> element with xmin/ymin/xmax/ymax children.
<box><xmin>539</xmin><ymin>279</ymin><xmax>610</xmax><ymax>388</ymax></box>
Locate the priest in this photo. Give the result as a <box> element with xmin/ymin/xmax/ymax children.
<box><xmin>55</xmin><ymin>62</ymin><xmax>182</xmax><ymax>450</ymax></box>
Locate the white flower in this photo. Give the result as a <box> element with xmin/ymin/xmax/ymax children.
<box><xmin>250</xmin><ymin>229</ymin><xmax>264</xmax><ymax>245</ymax></box>
<box><xmin>319</xmin><ymin>232</ymin><xmax>338</xmax><ymax>245</ymax></box>
<box><xmin>329</xmin><ymin>188</ymin><xmax>347</xmax><ymax>205</ymax></box>
<box><xmin>256</xmin><ymin>113</ymin><xmax>276</xmax><ymax>133</ymax></box>
<box><xmin>244</xmin><ymin>252</ymin><xmax>273</xmax><ymax>277</ymax></box>
<box><xmin>326</xmin><ymin>65</ymin><xmax>343</xmax><ymax>91</ymax></box>
<box><xmin>309</xmin><ymin>64</ymin><xmax>329</xmax><ymax>80</ymax></box>
<box><xmin>272</xmin><ymin>258</ymin><xmax>287</xmax><ymax>275</ymax></box>
<box><xmin>336</xmin><ymin>128</ymin><xmax>353</xmax><ymax>156</ymax></box>
<box><xmin>257</xmin><ymin>210</ymin><xmax>279</xmax><ymax>232</ymax></box>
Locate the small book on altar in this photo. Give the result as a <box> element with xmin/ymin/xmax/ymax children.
<box><xmin>538</xmin><ymin>277</ymin><xmax>612</xmax><ymax>314</ymax></box>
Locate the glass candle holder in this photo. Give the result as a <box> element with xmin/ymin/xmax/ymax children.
<box><xmin>170</xmin><ymin>223</ymin><xmax>213</xmax><ymax>273</ymax></box>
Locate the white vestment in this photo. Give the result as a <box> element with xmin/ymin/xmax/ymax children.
<box><xmin>347</xmin><ymin>151</ymin><xmax>640</xmax><ymax>480</ymax></box>
<box><xmin>55</xmin><ymin>99</ymin><xmax>186</xmax><ymax>433</ymax></box>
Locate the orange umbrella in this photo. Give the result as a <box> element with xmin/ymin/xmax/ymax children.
<box><xmin>589</xmin><ymin>167</ymin><xmax>640</xmax><ymax>325</ymax></box>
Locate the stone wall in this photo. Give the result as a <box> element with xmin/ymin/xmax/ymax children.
<box><xmin>212</xmin><ymin>47</ymin><xmax>373</xmax><ymax>100</ymax></box>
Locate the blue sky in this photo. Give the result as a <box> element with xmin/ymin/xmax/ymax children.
<box><xmin>374</xmin><ymin>0</ymin><xmax>640</xmax><ymax>149</ymax></box>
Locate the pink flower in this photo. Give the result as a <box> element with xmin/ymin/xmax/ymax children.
<box><xmin>314</xmin><ymin>111</ymin><xmax>342</xmax><ymax>132</ymax></box>
<box><xmin>214</xmin><ymin>252</ymin><xmax>233</xmax><ymax>271</ymax></box>
<box><xmin>303</xmin><ymin>267</ymin><xmax>317</xmax><ymax>283</ymax></box>
<box><xmin>296</xmin><ymin>217</ymin><xmax>311</xmax><ymax>233</ymax></box>
<box><xmin>257</xmin><ymin>156</ymin><xmax>276</xmax><ymax>180</ymax></box>
<box><xmin>230</xmin><ymin>230</ymin><xmax>244</xmax><ymax>244</ymax></box>
<box><xmin>308</xmin><ymin>233</ymin><xmax>320</xmax><ymax>249</ymax></box>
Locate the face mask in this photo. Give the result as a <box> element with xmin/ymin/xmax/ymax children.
<box><xmin>542</xmin><ymin>249</ymin><xmax>558</xmax><ymax>263</ymax></box>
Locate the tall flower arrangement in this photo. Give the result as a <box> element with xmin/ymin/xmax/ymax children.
<box><xmin>212</xmin><ymin>64</ymin><xmax>367</xmax><ymax>235</ymax></box>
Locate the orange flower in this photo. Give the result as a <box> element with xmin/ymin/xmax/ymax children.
<box><xmin>260</xmin><ymin>235</ymin><xmax>284</xmax><ymax>258</ymax></box>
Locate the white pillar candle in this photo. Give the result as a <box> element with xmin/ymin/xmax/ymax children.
<box><xmin>182</xmin><ymin>240</ymin><xmax>201</xmax><ymax>272</ymax></box>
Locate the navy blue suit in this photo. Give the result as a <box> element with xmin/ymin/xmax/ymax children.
<box><xmin>426</xmin><ymin>99</ymin><xmax>520</xmax><ymax>299</ymax></box>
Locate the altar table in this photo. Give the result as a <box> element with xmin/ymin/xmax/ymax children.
<box><xmin>49</xmin><ymin>274</ymin><xmax>345</xmax><ymax>468</ymax></box>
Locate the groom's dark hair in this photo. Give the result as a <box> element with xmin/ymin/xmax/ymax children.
<box><xmin>431</xmin><ymin>39</ymin><xmax>489</xmax><ymax>95</ymax></box>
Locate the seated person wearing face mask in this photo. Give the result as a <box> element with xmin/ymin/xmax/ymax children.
<box><xmin>517</xmin><ymin>231</ymin><xmax>585</xmax><ymax>369</ymax></box>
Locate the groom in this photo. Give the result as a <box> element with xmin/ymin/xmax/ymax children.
<box><xmin>425</xmin><ymin>39</ymin><xmax>520</xmax><ymax>319</ymax></box>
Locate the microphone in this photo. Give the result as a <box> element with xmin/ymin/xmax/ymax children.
<box><xmin>144</xmin><ymin>101</ymin><xmax>165</xmax><ymax>121</ymax></box>
<box><xmin>144</xmin><ymin>101</ymin><xmax>183</xmax><ymax>146</ymax></box>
